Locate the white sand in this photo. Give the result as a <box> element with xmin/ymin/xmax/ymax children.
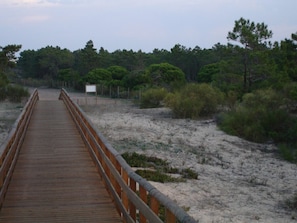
<box><xmin>1</xmin><ymin>89</ymin><xmax>297</xmax><ymax>222</ymax></box>
<box><xmin>81</xmin><ymin>96</ymin><xmax>297</xmax><ymax>223</ymax></box>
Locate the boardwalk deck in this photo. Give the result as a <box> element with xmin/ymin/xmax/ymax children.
<box><xmin>0</xmin><ymin>99</ymin><xmax>122</xmax><ymax>222</ymax></box>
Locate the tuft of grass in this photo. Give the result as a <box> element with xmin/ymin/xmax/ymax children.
<box><xmin>285</xmin><ymin>193</ymin><xmax>297</xmax><ymax>210</ymax></box>
<box><xmin>5</xmin><ymin>85</ymin><xmax>29</xmax><ymax>102</ymax></box>
<box><xmin>135</xmin><ymin>169</ymin><xmax>185</xmax><ymax>183</ymax></box>
<box><xmin>278</xmin><ymin>144</ymin><xmax>297</xmax><ymax>163</ymax></box>
<box><xmin>181</xmin><ymin>168</ymin><xmax>199</xmax><ymax>179</ymax></box>
<box><xmin>121</xmin><ymin>152</ymin><xmax>168</xmax><ymax>168</ymax></box>
<box><xmin>122</xmin><ymin>152</ymin><xmax>198</xmax><ymax>182</ymax></box>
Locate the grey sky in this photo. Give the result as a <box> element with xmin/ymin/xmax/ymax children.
<box><xmin>1</xmin><ymin>0</ymin><xmax>296</xmax><ymax>52</ymax></box>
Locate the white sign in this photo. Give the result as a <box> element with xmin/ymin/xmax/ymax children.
<box><xmin>85</xmin><ymin>84</ymin><xmax>96</xmax><ymax>93</ymax></box>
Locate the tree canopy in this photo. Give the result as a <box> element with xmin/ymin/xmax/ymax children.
<box><xmin>0</xmin><ymin>44</ymin><xmax>22</xmax><ymax>72</ymax></box>
<box><xmin>13</xmin><ymin>18</ymin><xmax>296</xmax><ymax>96</ymax></box>
<box><xmin>227</xmin><ymin>17</ymin><xmax>273</xmax><ymax>50</ymax></box>
<box><xmin>146</xmin><ymin>63</ymin><xmax>186</xmax><ymax>88</ymax></box>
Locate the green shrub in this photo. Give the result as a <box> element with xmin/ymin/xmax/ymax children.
<box><xmin>165</xmin><ymin>83</ymin><xmax>224</xmax><ymax>119</ymax></box>
<box><xmin>0</xmin><ymin>73</ymin><xmax>9</xmax><ymax>100</ymax></box>
<box><xmin>225</xmin><ymin>90</ymin><xmax>239</xmax><ymax>110</ymax></box>
<box><xmin>0</xmin><ymin>73</ymin><xmax>9</xmax><ymax>88</ymax></box>
<box><xmin>219</xmin><ymin>107</ymin><xmax>267</xmax><ymax>142</ymax></box>
<box><xmin>0</xmin><ymin>84</ymin><xmax>29</xmax><ymax>102</ymax></box>
<box><xmin>262</xmin><ymin>110</ymin><xmax>297</xmax><ymax>143</ymax></box>
<box><xmin>0</xmin><ymin>87</ymin><xmax>6</xmax><ymax>101</ymax></box>
<box><xmin>6</xmin><ymin>85</ymin><xmax>30</xmax><ymax>102</ymax></box>
<box><xmin>279</xmin><ymin>144</ymin><xmax>297</xmax><ymax>163</ymax></box>
<box><xmin>166</xmin><ymin>93</ymin><xmax>203</xmax><ymax>119</ymax></box>
<box><xmin>219</xmin><ymin>89</ymin><xmax>297</xmax><ymax>162</ymax></box>
<box><xmin>140</xmin><ymin>88</ymin><xmax>168</xmax><ymax>108</ymax></box>
<box><xmin>242</xmin><ymin>89</ymin><xmax>283</xmax><ymax>110</ymax></box>
<box><xmin>219</xmin><ymin>89</ymin><xmax>297</xmax><ymax>144</ymax></box>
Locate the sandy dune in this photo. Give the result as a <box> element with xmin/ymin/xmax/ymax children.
<box><xmin>80</xmin><ymin>95</ymin><xmax>297</xmax><ymax>223</ymax></box>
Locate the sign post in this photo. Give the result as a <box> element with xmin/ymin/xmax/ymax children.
<box><xmin>85</xmin><ymin>84</ymin><xmax>97</xmax><ymax>105</ymax></box>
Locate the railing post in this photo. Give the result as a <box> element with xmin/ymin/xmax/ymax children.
<box><xmin>130</xmin><ymin>178</ymin><xmax>137</xmax><ymax>221</ymax></box>
<box><xmin>122</xmin><ymin>170</ymin><xmax>129</xmax><ymax>223</ymax></box>
<box><xmin>139</xmin><ymin>185</ymin><xmax>147</xmax><ymax>223</ymax></box>
<box><xmin>150</xmin><ymin>196</ymin><xmax>160</xmax><ymax>217</ymax></box>
<box><xmin>104</xmin><ymin>149</ymin><xmax>111</xmax><ymax>186</ymax></box>
<box><xmin>111</xmin><ymin>155</ymin><xmax>121</xmax><ymax>215</ymax></box>
<box><xmin>166</xmin><ymin>208</ymin><xmax>176</xmax><ymax>223</ymax></box>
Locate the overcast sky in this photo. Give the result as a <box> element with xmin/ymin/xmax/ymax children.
<box><xmin>1</xmin><ymin>0</ymin><xmax>296</xmax><ymax>52</ymax></box>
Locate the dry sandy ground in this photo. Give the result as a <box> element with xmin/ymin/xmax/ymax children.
<box><xmin>0</xmin><ymin>102</ymin><xmax>25</xmax><ymax>143</ymax></box>
<box><xmin>1</xmin><ymin>88</ymin><xmax>297</xmax><ymax>223</ymax></box>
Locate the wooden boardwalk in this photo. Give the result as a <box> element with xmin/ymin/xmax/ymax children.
<box><xmin>0</xmin><ymin>99</ymin><xmax>122</xmax><ymax>222</ymax></box>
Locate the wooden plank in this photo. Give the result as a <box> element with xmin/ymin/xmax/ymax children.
<box><xmin>0</xmin><ymin>100</ymin><xmax>122</xmax><ymax>223</ymax></box>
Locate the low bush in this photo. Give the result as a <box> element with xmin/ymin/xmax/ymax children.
<box><xmin>0</xmin><ymin>84</ymin><xmax>29</xmax><ymax>102</ymax></box>
<box><xmin>219</xmin><ymin>89</ymin><xmax>297</xmax><ymax>143</ymax></box>
<box><xmin>165</xmin><ymin>83</ymin><xmax>224</xmax><ymax>119</ymax></box>
<box><xmin>6</xmin><ymin>85</ymin><xmax>30</xmax><ymax>102</ymax></box>
<box><xmin>0</xmin><ymin>73</ymin><xmax>29</xmax><ymax>102</ymax></box>
<box><xmin>140</xmin><ymin>87</ymin><xmax>167</xmax><ymax>108</ymax></box>
<box><xmin>0</xmin><ymin>73</ymin><xmax>9</xmax><ymax>88</ymax></box>
<box><xmin>218</xmin><ymin>88</ymin><xmax>297</xmax><ymax>162</ymax></box>
<box><xmin>0</xmin><ymin>87</ymin><xmax>6</xmax><ymax>101</ymax></box>
<box><xmin>279</xmin><ymin>144</ymin><xmax>297</xmax><ymax>163</ymax></box>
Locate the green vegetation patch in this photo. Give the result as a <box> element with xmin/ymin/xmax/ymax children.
<box><xmin>165</xmin><ymin>83</ymin><xmax>224</xmax><ymax>119</ymax></box>
<box><xmin>140</xmin><ymin>87</ymin><xmax>168</xmax><ymax>108</ymax></box>
<box><xmin>0</xmin><ymin>73</ymin><xmax>29</xmax><ymax>102</ymax></box>
<box><xmin>285</xmin><ymin>193</ymin><xmax>297</xmax><ymax>211</ymax></box>
<box><xmin>135</xmin><ymin>169</ymin><xmax>183</xmax><ymax>183</ymax></box>
<box><xmin>218</xmin><ymin>89</ymin><xmax>297</xmax><ymax>163</ymax></box>
<box><xmin>122</xmin><ymin>152</ymin><xmax>168</xmax><ymax>168</ymax></box>
<box><xmin>279</xmin><ymin>144</ymin><xmax>297</xmax><ymax>164</ymax></box>
<box><xmin>122</xmin><ymin>152</ymin><xmax>198</xmax><ymax>183</ymax></box>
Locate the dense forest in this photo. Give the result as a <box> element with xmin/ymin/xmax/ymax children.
<box><xmin>1</xmin><ymin>17</ymin><xmax>297</xmax><ymax>162</ymax></box>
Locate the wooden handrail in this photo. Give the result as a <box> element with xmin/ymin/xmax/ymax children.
<box><xmin>0</xmin><ymin>89</ymin><xmax>39</xmax><ymax>208</ymax></box>
<box><xmin>59</xmin><ymin>88</ymin><xmax>197</xmax><ymax>223</ymax></box>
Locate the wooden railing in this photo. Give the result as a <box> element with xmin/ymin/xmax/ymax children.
<box><xmin>0</xmin><ymin>89</ymin><xmax>39</xmax><ymax>208</ymax></box>
<box><xmin>59</xmin><ymin>88</ymin><xmax>197</xmax><ymax>223</ymax></box>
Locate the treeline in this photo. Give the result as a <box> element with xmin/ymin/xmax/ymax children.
<box><xmin>16</xmin><ymin>29</ymin><xmax>297</xmax><ymax>96</ymax></box>
<box><xmin>17</xmin><ymin>40</ymin><xmax>214</xmax><ymax>90</ymax></box>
